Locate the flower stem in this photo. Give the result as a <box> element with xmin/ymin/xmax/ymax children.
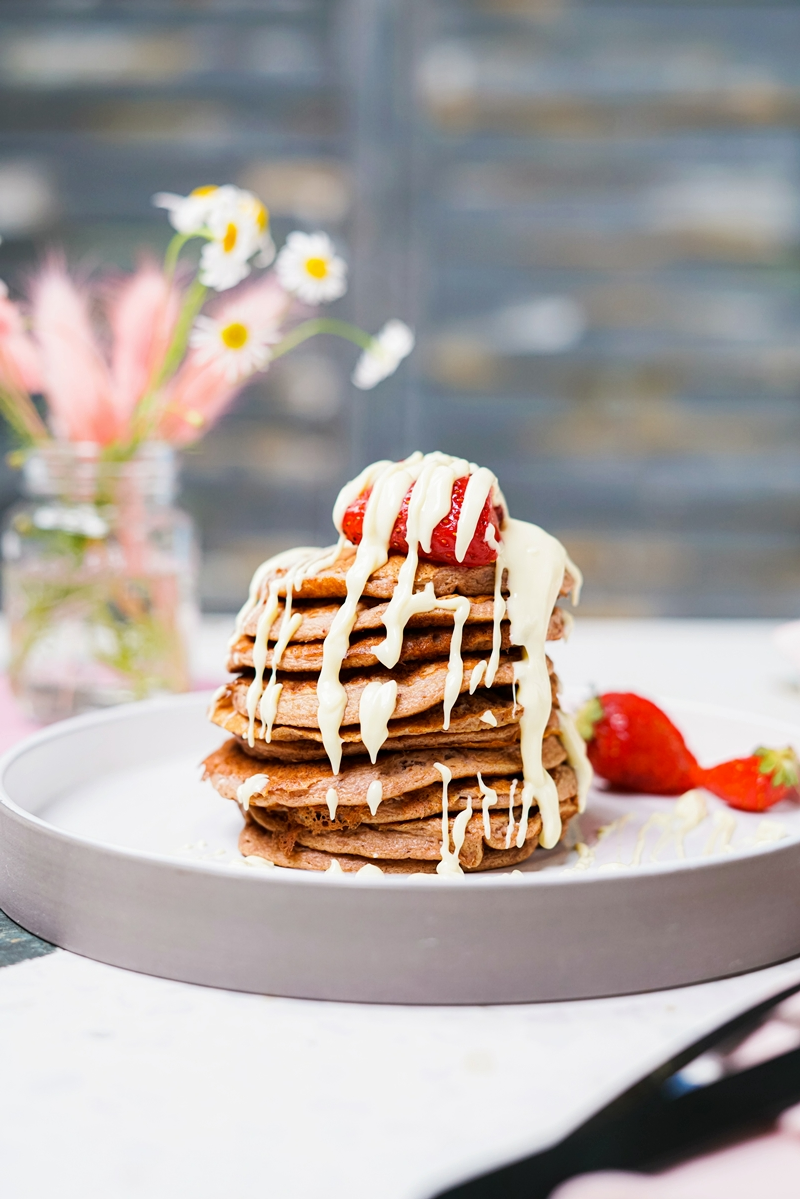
<box><xmin>0</xmin><ymin>385</ymin><xmax>48</xmax><ymax>446</ymax></box>
<box><xmin>270</xmin><ymin>318</ymin><xmax>375</xmax><ymax>360</ymax></box>
<box><xmin>163</xmin><ymin>232</ymin><xmax>191</xmax><ymax>282</ymax></box>
<box><xmin>156</xmin><ymin>277</ymin><xmax>208</xmax><ymax>388</ymax></box>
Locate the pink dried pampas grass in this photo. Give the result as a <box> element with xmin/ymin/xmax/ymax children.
<box><xmin>0</xmin><ymin>283</ymin><xmax>42</xmax><ymax>395</ymax></box>
<box><xmin>108</xmin><ymin>260</ymin><xmax>180</xmax><ymax>429</ymax></box>
<box><xmin>29</xmin><ymin>260</ymin><xmax>118</xmax><ymax>444</ymax></box>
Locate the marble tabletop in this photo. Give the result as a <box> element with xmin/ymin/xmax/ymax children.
<box><xmin>2</xmin><ymin>618</ymin><xmax>800</xmax><ymax>1199</ymax></box>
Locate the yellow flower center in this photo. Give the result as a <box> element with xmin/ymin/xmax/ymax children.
<box><xmin>191</xmin><ymin>185</ymin><xmax>218</xmax><ymax>197</ymax></box>
<box><xmin>223</xmin><ymin>222</ymin><xmax>238</xmax><ymax>253</ymax></box>
<box><xmin>305</xmin><ymin>256</ymin><xmax>329</xmax><ymax>279</ymax></box>
<box><xmin>221</xmin><ymin>322</ymin><xmax>249</xmax><ymax>350</ymax></box>
<box><xmin>255</xmin><ymin>202</ymin><xmax>268</xmax><ymax>232</ymax></box>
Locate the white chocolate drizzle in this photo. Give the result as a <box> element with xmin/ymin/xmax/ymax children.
<box><xmin>469</xmin><ymin>660</ymin><xmax>487</xmax><ymax>694</ymax></box>
<box><xmin>358</xmin><ymin>679</ymin><xmax>398</xmax><ymax>763</ymax></box>
<box><xmin>319</xmin><ymin>456</ymin><xmax>424</xmax><ymax>772</ymax></box>
<box><xmin>505</xmin><ymin>778</ymin><xmax>518</xmax><ymax>848</ymax></box>
<box><xmin>477</xmin><ymin>772</ymin><xmax>498</xmax><ymax>839</ymax></box>
<box><xmin>236</xmin><ymin>773</ymin><xmax>269</xmax><ymax>813</ymax></box>
<box><xmin>557</xmin><ymin>709</ymin><xmax>593</xmax><ymax>813</ymax></box>
<box><xmin>434</xmin><ymin>761</ymin><xmax>467</xmax><ymax>876</ymax></box>
<box><xmin>499</xmin><ymin>519</ymin><xmax>578</xmax><ymax>849</ymax></box>
<box><xmin>356</xmin><ymin>863</ymin><xmax>384</xmax><ymax>878</ymax></box>
<box><xmin>480</xmin><ymin>710</ymin><xmax>497</xmax><ymax>727</ymax></box>
<box><xmin>455</xmin><ymin>467</ymin><xmax>496</xmax><ymax>561</ymax></box>
<box><xmin>366</xmin><ymin>779</ymin><xmax>383</xmax><ymax>816</ymax></box>
<box><xmin>326</xmin><ymin>787</ymin><xmax>339</xmax><ymax>819</ymax></box>
<box><xmin>244</xmin><ymin>542</ymin><xmax>345</xmax><ymax>746</ymax></box>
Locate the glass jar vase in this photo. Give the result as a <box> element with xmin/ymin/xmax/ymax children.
<box><xmin>2</xmin><ymin>442</ymin><xmax>198</xmax><ymax>722</ymax></box>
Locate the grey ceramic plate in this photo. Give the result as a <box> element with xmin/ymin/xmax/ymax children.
<box><xmin>1</xmin><ymin>692</ymin><xmax>799</xmax><ymax>1003</ymax></box>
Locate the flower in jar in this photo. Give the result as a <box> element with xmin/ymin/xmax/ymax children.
<box><xmin>275</xmin><ymin>231</ymin><xmax>347</xmax><ymax>304</ymax></box>
<box><xmin>152</xmin><ymin>185</ymin><xmax>228</xmax><ymax>235</ymax></box>
<box><xmin>189</xmin><ymin>314</ymin><xmax>279</xmax><ymax>383</ymax></box>
<box><xmin>153</xmin><ymin>185</ymin><xmax>274</xmax><ymax>291</ymax></box>
<box><xmin>351</xmin><ymin>320</ymin><xmax>415</xmax><ymax>390</ymax></box>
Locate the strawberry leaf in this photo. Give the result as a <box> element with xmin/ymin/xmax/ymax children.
<box><xmin>755</xmin><ymin>746</ymin><xmax>800</xmax><ymax>788</ymax></box>
<box><xmin>576</xmin><ymin>697</ymin><xmax>603</xmax><ymax>742</ymax></box>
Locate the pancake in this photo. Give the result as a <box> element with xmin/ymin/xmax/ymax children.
<box><xmin>240</xmin><ymin>754</ymin><xmax>572</xmax><ymax>834</ymax></box>
<box><xmin>239</xmin><ymin>595</ymin><xmax>568</xmax><ymax>644</ymax></box>
<box><xmin>225</xmin><ymin>654</ymin><xmax>540</xmax><ymax>731</ymax></box>
<box><xmin>238</xmin><ymin>796</ymin><xmax>580</xmax><ymax>873</ymax></box>
<box><xmin>247</xmin><ymin>546</ymin><xmax>577</xmax><ymax>603</ymax></box>
<box><xmin>227</xmin><ymin>621</ymin><xmax>514</xmax><ymax>673</ymax></box>
<box><xmin>203</xmin><ymin>739</ymin><xmax>528</xmax><ymax>808</ymax></box>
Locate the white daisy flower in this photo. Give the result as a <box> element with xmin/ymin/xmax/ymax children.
<box><xmin>275</xmin><ymin>231</ymin><xmax>347</xmax><ymax>304</ymax></box>
<box><xmin>352</xmin><ymin>320</ymin><xmax>415</xmax><ymax>389</ymax></box>
<box><xmin>190</xmin><ymin>314</ymin><xmax>279</xmax><ymax>382</ymax></box>
<box><xmin>152</xmin><ymin>185</ymin><xmax>231</xmax><ymax>235</ymax></box>
<box><xmin>198</xmin><ymin>190</ymin><xmax>273</xmax><ymax>292</ymax></box>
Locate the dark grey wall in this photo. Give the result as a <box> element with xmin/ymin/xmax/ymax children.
<box><xmin>1</xmin><ymin>0</ymin><xmax>799</xmax><ymax>617</ymax></box>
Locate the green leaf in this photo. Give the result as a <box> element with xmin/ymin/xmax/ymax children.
<box><xmin>576</xmin><ymin>696</ymin><xmax>603</xmax><ymax>742</ymax></box>
<box><xmin>755</xmin><ymin>746</ymin><xmax>800</xmax><ymax>788</ymax></box>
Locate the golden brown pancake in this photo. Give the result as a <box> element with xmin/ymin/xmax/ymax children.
<box><xmin>238</xmin><ymin>796</ymin><xmax>579</xmax><ymax>873</ymax></box>
<box><xmin>224</xmin><ymin>654</ymin><xmax>541</xmax><ymax>731</ymax></box>
<box><xmin>239</xmin><ymin>595</ymin><xmax>567</xmax><ymax>644</ymax></box>
<box><xmin>204</xmin><ymin>738</ymin><xmax>530</xmax><ymax>809</ymax></box>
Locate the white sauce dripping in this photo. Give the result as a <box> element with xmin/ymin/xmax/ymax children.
<box><xmin>356</xmin><ymin>863</ymin><xmax>384</xmax><ymax>878</ymax></box>
<box><xmin>505</xmin><ymin>778</ymin><xmax>518</xmax><ymax>848</ymax></box>
<box><xmin>704</xmin><ymin>809</ymin><xmax>737</xmax><ymax>856</ymax></box>
<box><xmin>321</xmin><ymin>452</ymin><xmax>511</xmax><ymax>772</ymax></box>
<box><xmin>326</xmin><ymin>787</ymin><xmax>339</xmax><ymax>819</ymax></box>
<box><xmin>319</xmin><ymin>455</ymin><xmax>423</xmax><ymax>772</ymax></box>
<box><xmin>366</xmin><ymin>779</ymin><xmax>383</xmax><ymax>816</ymax></box>
<box><xmin>434</xmin><ymin>761</ymin><xmax>465</xmax><ymax>876</ymax></box>
<box><xmin>359</xmin><ymin>679</ymin><xmax>398</xmax><ymax>762</ymax></box>
<box><xmin>480</xmin><ymin>710</ymin><xmax>497</xmax><ymax>727</ymax></box>
<box><xmin>499</xmin><ymin>519</ymin><xmax>575</xmax><ymax>849</ymax></box>
<box><xmin>557</xmin><ymin>709</ymin><xmax>593</xmax><ymax>813</ymax></box>
<box><xmin>455</xmin><ymin>467</ymin><xmax>496</xmax><ymax>562</ymax></box>
<box><xmin>327</xmin><ymin>858</ymin><xmax>343</xmax><ymax>874</ymax></box>
<box><xmin>469</xmin><ymin>660</ymin><xmax>487</xmax><ymax>694</ymax></box>
<box><xmin>236</xmin><ymin>774</ymin><xmax>269</xmax><ymax>813</ymax></box>
<box><xmin>570</xmin><ymin>814</ymin><xmax>632</xmax><ymax>871</ymax></box>
<box><xmin>244</xmin><ymin>542</ymin><xmax>344</xmax><ymax>746</ymax></box>
<box><xmin>477</xmin><ymin>772</ymin><xmax>498</xmax><ymax>839</ymax></box>
<box><xmin>373</xmin><ymin>453</ymin><xmax>469</xmax><ymax>668</ymax></box>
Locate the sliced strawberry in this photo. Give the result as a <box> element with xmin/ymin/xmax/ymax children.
<box><xmin>701</xmin><ymin>747</ymin><xmax>800</xmax><ymax>812</ymax></box>
<box><xmin>576</xmin><ymin>691</ymin><xmax>701</xmax><ymax>795</ymax></box>
<box><xmin>341</xmin><ymin>475</ymin><xmax>503</xmax><ymax>567</ymax></box>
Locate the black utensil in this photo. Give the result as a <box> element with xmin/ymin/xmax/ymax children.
<box><xmin>432</xmin><ymin>980</ymin><xmax>800</xmax><ymax>1199</ymax></box>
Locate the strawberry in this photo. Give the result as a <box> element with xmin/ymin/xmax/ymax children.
<box><xmin>341</xmin><ymin>475</ymin><xmax>504</xmax><ymax>568</ymax></box>
<box><xmin>576</xmin><ymin>692</ymin><xmax>701</xmax><ymax>795</ymax></box>
<box><xmin>701</xmin><ymin>748</ymin><xmax>800</xmax><ymax>813</ymax></box>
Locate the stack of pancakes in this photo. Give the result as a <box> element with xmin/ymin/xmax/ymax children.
<box><xmin>204</xmin><ymin>546</ymin><xmax>579</xmax><ymax>873</ymax></box>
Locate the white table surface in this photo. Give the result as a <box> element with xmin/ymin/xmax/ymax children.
<box><xmin>3</xmin><ymin>617</ymin><xmax>800</xmax><ymax>1199</ymax></box>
